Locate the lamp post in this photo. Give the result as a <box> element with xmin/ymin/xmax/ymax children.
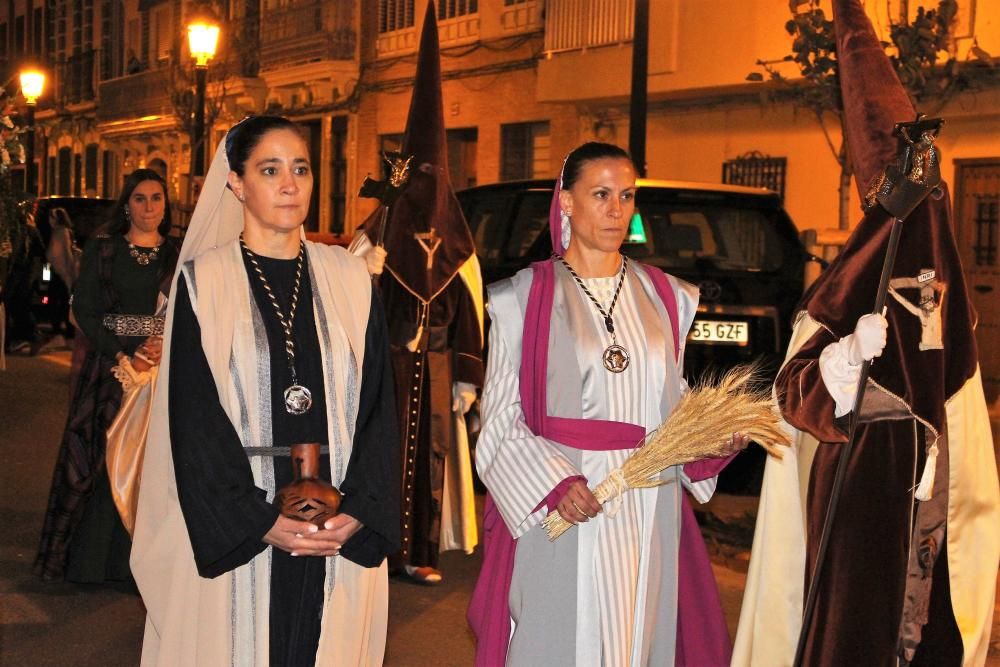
<box><xmin>187</xmin><ymin>13</ymin><xmax>220</xmax><ymax>178</ymax></box>
<box><xmin>19</xmin><ymin>68</ymin><xmax>45</xmax><ymax>195</ymax></box>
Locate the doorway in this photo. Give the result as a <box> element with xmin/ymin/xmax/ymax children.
<box><xmin>954</xmin><ymin>159</ymin><xmax>1000</xmax><ymax>402</ymax></box>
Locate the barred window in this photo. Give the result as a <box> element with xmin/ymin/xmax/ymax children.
<box><xmin>722</xmin><ymin>151</ymin><xmax>788</xmax><ymax>201</ymax></box>
<box><xmin>974</xmin><ymin>195</ymin><xmax>999</xmax><ymax>266</ymax></box>
<box><xmin>379</xmin><ymin>0</ymin><xmax>414</xmax><ymax>33</ymax></box>
<box><xmin>438</xmin><ymin>0</ymin><xmax>478</xmax><ymax>19</ymax></box>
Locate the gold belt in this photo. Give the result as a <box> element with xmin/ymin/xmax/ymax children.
<box><xmin>101</xmin><ymin>314</ymin><xmax>165</xmax><ymax>337</ymax></box>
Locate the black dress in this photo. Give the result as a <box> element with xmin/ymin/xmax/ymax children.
<box><xmin>35</xmin><ymin>234</ymin><xmax>178</xmax><ymax>582</ymax></box>
<box><xmin>169</xmin><ymin>250</ymin><xmax>399</xmax><ymax>666</ymax></box>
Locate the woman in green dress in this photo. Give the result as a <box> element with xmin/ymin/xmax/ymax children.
<box><xmin>34</xmin><ymin>168</ymin><xmax>179</xmax><ymax>582</ymax></box>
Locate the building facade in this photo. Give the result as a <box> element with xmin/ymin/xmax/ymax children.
<box><xmin>1</xmin><ymin>0</ymin><xmax>998</xmax><ymax>384</ymax></box>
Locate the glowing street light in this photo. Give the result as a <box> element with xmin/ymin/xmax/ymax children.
<box><xmin>187</xmin><ymin>21</ymin><xmax>220</xmax><ymax>68</ymax></box>
<box><xmin>19</xmin><ymin>69</ymin><xmax>45</xmax><ymax>105</ymax></box>
<box><xmin>187</xmin><ymin>11</ymin><xmax>220</xmax><ymax>177</ymax></box>
<box><xmin>19</xmin><ymin>68</ymin><xmax>46</xmax><ymax>194</ymax></box>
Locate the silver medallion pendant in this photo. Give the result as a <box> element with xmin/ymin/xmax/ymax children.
<box><xmin>284</xmin><ymin>384</ymin><xmax>313</xmax><ymax>415</ymax></box>
<box><xmin>603</xmin><ymin>344</ymin><xmax>630</xmax><ymax>373</ymax></box>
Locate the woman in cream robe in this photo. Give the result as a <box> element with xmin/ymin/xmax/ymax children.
<box><xmin>131</xmin><ymin>117</ymin><xmax>399</xmax><ymax>666</ymax></box>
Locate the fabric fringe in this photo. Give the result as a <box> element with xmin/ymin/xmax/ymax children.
<box><xmin>914</xmin><ymin>441</ymin><xmax>938</xmax><ymax>501</ymax></box>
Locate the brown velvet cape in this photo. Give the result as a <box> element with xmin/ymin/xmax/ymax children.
<box><xmin>777</xmin><ymin>189</ymin><xmax>981</xmax><ymax>665</ymax></box>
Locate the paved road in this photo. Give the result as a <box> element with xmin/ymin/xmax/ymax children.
<box><xmin>1</xmin><ymin>348</ymin><xmax>996</xmax><ymax>666</ymax></box>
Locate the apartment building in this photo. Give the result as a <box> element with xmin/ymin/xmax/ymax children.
<box><xmin>1</xmin><ymin>0</ymin><xmax>997</xmax><ymax>381</ymax></box>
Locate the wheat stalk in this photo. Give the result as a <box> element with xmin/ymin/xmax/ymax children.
<box><xmin>541</xmin><ymin>364</ymin><xmax>791</xmax><ymax>540</ymax></box>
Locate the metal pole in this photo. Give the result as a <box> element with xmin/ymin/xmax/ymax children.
<box><xmin>628</xmin><ymin>0</ymin><xmax>649</xmax><ymax>177</ymax></box>
<box><xmin>25</xmin><ymin>104</ymin><xmax>36</xmax><ymax>195</ymax></box>
<box><xmin>193</xmin><ymin>65</ymin><xmax>207</xmax><ymax>177</ymax></box>
<box><xmin>792</xmin><ymin>216</ymin><xmax>905</xmax><ymax>667</ymax></box>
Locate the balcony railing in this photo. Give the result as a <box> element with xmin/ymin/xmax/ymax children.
<box><xmin>543</xmin><ymin>0</ymin><xmax>634</xmax><ymax>53</ymax></box>
<box><xmin>259</xmin><ymin>0</ymin><xmax>356</xmax><ymax>69</ymax></box>
<box><xmin>97</xmin><ymin>67</ymin><xmax>173</xmax><ymax>122</ymax></box>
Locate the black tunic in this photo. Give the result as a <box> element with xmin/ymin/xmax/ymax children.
<box><xmin>169</xmin><ymin>250</ymin><xmax>399</xmax><ymax>666</ymax></box>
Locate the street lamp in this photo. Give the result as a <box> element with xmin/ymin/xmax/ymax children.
<box><xmin>187</xmin><ymin>11</ymin><xmax>220</xmax><ymax>177</ymax></box>
<box><xmin>19</xmin><ymin>68</ymin><xmax>45</xmax><ymax>195</ymax></box>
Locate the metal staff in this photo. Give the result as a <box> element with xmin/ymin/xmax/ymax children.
<box><xmin>793</xmin><ymin>115</ymin><xmax>944</xmax><ymax>667</ymax></box>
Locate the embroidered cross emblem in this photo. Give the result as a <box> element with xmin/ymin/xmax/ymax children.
<box><xmin>888</xmin><ymin>269</ymin><xmax>947</xmax><ymax>351</ymax></box>
<box><xmin>414</xmin><ymin>228</ymin><xmax>442</xmax><ymax>270</ymax></box>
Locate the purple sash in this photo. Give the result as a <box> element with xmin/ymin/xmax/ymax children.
<box><xmin>468</xmin><ymin>260</ymin><xmax>731</xmax><ymax>666</ymax></box>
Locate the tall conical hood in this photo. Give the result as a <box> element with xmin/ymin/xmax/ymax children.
<box><xmin>833</xmin><ymin>0</ymin><xmax>915</xmax><ymax>197</ymax></box>
<box><xmin>402</xmin><ymin>0</ymin><xmax>448</xmax><ymax>172</ymax></box>
<box><xmin>370</xmin><ymin>0</ymin><xmax>475</xmax><ymax>303</ymax></box>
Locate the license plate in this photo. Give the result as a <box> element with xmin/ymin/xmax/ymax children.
<box><xmin>688</xmin><ymin>319</ymin><xmax>749</xmax><ymax>346</ymax></box>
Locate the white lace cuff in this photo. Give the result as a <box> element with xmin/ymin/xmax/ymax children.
<box><xmin>819</xmin><ymin>338</ymin><xmax>862</xmax><ymax>418</ymax></box>
<box><xmin>111</xmin><ymin>356</ymin><xmax>152</xmax><ymax>392</ymax></box>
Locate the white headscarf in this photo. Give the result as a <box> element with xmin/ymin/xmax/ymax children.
<box><xmin>547</xmin><ymin>155</ymin><xmax>573</xmax><ymax>255</ymax></box>
<box><xmin>130</xmin><ymin>138</ymin><xmax>246</xmax><ymax>662</ymax></box>
<box><xmin>177</xmin><ymin>141</ymin><xmax>245</xmax><ymax>266</ymax></box>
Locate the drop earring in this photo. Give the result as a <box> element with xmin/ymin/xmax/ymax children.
<box><xmin>560</xmin><ymin>210</ymin><xmax>572</xmax><ymax>250</ymax></box>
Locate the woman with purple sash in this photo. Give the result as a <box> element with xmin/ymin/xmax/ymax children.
<box><xmin>468</xmin><ymin>143</ymin><xmax>744</xmax><ymax>665</ymax></box>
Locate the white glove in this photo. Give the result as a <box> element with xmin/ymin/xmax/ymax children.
<box><xmin>348</xmin><ymin>232</ymin><xmax>387</xmax><ymax>276</ymax></box>
<box><xmin>819</xmin><ymin>313</ymin><xmax>889</xmax><ymax>418</ymax></box>
<box><xmin>364</xmin><ymin>245</ymin><xmax>387</xmax><ymax>276</ymax></box>
<box><xmin>845</xmin><ymin>313</ymin><xmax>888</xmax><ymax>365</ymax></box>
<box><xmin>452</xmin><ymin>381</ymin><xmax>477</xmax><ymax>415</ymax></box>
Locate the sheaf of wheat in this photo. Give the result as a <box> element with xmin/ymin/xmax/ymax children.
<box><xmin>541</xmin><ymin>364</ymin><xmax>790</xmax><ymax>540</ymax></box>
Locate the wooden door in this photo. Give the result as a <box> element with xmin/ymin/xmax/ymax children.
<box><xmin>954</xmin><ymin>160</ymin><xmax>1000</xmax><ymax>402</ymax></box>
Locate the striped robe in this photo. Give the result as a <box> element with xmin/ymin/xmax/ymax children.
<box><xmin>478</xmin><ymin>262</ymin><xmax>718</xmax><ymax>665</ymax></box>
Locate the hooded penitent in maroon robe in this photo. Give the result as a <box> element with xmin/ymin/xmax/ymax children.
<box><xmin>733</xmin><ymin>1</ymin><xmax>1000</xmax><ymax>665</ymax></box>
<box><xmin>359</xmin><ymin>1</ymin><xmax>484</xmax><ymax>571</ymax></box>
